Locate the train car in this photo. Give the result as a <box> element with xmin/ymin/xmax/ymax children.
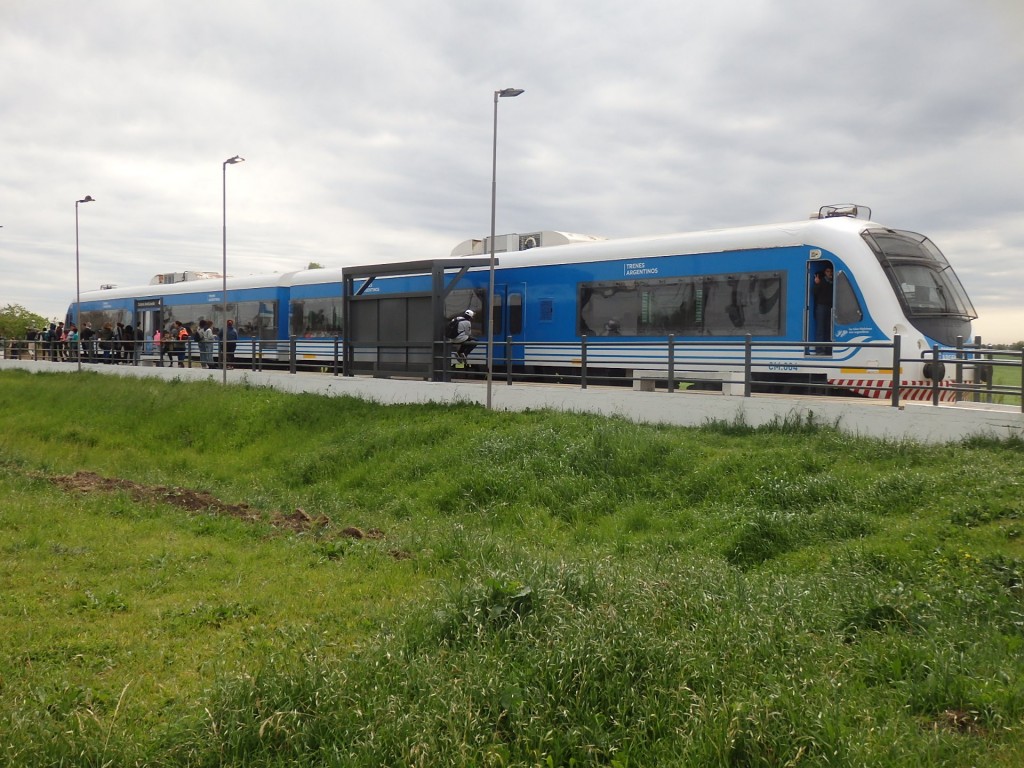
<box><xmin>442</xmin><ymin>204</ymin><xmax>979</xmax><ymax>398</ymax></box>
<box><xmin>69</xmin><ymin>272</ymin><xmax>295</xmax><ymax>361</ymax></box>
<box><xmin>68</xmin><ymin>204</ymin><xmax>979</xmax><ymax>398</ymax></box>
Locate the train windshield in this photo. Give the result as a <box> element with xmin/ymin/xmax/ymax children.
<box><xmin>862</xmin><ymin>228</ymin><xmax>976</xmax><ymax>344</ymax></box>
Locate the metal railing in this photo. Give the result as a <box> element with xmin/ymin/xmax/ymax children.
<box><xmin>3</xmin><ymin>333</ymin><xmax>1021</xmax><ymax>411</ymax></box>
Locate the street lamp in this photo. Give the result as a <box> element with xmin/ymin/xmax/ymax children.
<box><xmin>486</xmin><ymin>87</ymin><xmax>524</xmax><ymax>410</ymax></box>
<box><xmin>75</xmin><ymin>195</ymin><xmax>95</xmax><ymax>372</ymax></box>
<box><xmin>222</xmin><ymin>155</ymin><xmax>244</xmax><ymax>385</ymax></box>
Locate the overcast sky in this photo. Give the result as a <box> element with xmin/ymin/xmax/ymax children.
<box><xmin>2</xmin><ymin>0</ymin><xmax>1022</xmax><ymax>341</ymax></box>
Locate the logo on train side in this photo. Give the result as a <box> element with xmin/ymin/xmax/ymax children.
<box><xmin>624</xmin><ymin>261</ymin><xmax>658</xmax><ymax>277</ymax></box>
<box><xmin>834</xmin><ymin>326</ymin><xmax>874</xmax><ymax>340</ymax></box>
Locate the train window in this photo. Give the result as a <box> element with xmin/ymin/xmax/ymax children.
<box><xmin>81</xmin><ymin>309</ymin><xmax>128</xmax><ymax>332</ymax></box>
<box><xmin>491</xmin><ymin>293</ymin><xmax>503</xmax><ymax>336</ymax></box>
<box><xmin>701</xmin><ymin>273</ymin><xmax>783</xmax><ymax>336</ymax></box>
<box><xmin>291</xmin><ymin>298</ymin><xmax>343</xmax><ymax>338</ymax></box>
<box><xmin>579</xmin><ymin>271</ymin><xmax>784</xmax><ymax>337</ymax></box>
<box><xmin>863</xmin><ymin>228</ymin><xmax>977</xmax><ymax>319</ymax></box>
<box><xmin>161</xmin><ymin>304</ymin><xmax>216</xmax><ymax>334</ymax></box>
<box><xmin>508</xmin><ymin>293</ymin><xmax>523</xmax><ymax>335</ymax></box>
<box><xmin>444</xmin><ymin>289</ymin><xmax>486</xmax><ymax>336</ymax></box>
<box><xmin>834</xmin><ymin>272</ymin><xmax>863</xmax><ymax>324</ymax></box>
<box><xmin>893</xmin><ymin>265</ymin><xmax>971</xmax><ymax>315</ymax></box>
<box><xmin>702</xmin><ymin>276</ymin><xmax>747</xmax><ymax>334</ymax></box>
<box><xmin>235</xmin><ymin>300</ymin><xmax>278</xmax><ymax>340</ymax></box>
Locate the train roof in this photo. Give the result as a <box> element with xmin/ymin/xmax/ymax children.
<box><xmin>490</xmin><ymin>215</ymin><xmax>880</xmax><ymax>269</ymax></box>
<box><xmin>77</xmin><ymin>211</ymin><xmax>890</xmax><ymax>302</ymax></box>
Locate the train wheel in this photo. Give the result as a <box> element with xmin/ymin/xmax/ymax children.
<box><xmin>923</xmin><ymin>361</ymin><xmax>946</xmax><ymax>381</ymax></box>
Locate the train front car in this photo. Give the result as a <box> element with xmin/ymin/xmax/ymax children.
<box><xmin>468</xmin><ymin>207</ymin><xmax>983</xmax><ymax>400</ymax></box>
<box><xmin>820</xmin><ymin>213</ymin><xmax>978</xmax><ymax>402</ymax></box>
<box><xmin>798</xmin><ymin>207</ymin><xmax>974</xmax><ymax>405</ymax></box>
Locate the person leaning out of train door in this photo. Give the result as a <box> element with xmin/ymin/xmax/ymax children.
<box><xmin>813</xmin><ymin>265</ymin><xmax>834</xmax><ymax>355</ymax></box>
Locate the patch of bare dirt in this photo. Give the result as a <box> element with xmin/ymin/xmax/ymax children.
<box><xmin>929</xmin><ymin>709</ymin><xmax>986</xmax><ymax>735</ymax></box>
<box><xmin>47</xmin><ymin>471</ymin><xmax>413</xmax><ymax>558</ymax></box>
<box><xmin>340</xmin><ymin>526</ymin><xmax>385</xmax><ymax>540</ymax></box>
<box><xmin>50</xmin><ymin>470</ymin><xmax>328</xmax><ymax>533</ymax></box>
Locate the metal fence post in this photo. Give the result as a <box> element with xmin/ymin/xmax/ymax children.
<box><xmin>580</xmin><ymin>335</ymin><xmax>588</xmax><ymax>390</ymax></box>
<box><xmin>289</xmin><ymin>335</ymin><xmax>297</xmax><ymax>374</ymax></box>
<box><xmin>931</xmin><ymin>345</ymin><xmax>941</xmax><ymax>406</ymax></box>
<box><xmin>890</xmin><ymin>334</ymin><xmax>901</xmax><ymax>408</ymax></box>
<box><xmin>743</xmin><ymin>334</ymin><xmax>752</xmax><ymax>397</ymax></box>
<box><xmin>974</xmin><ymin>335</ymin><xmax>987</xmax><ymax>404</ymax></box>
<box><xmin>954</xmin><ymin>335</ymin><xmax>963</xmax><ymax>403</ymax></box>
<box><xmin>667</xmin><ymin>334</ymin><xmax>676</xmax><ymax>393</ymax></box>
<box><xmin>1020</xmin><ymin>351</ymin><xmax>1024</xmax><ymax>414</ymax></box>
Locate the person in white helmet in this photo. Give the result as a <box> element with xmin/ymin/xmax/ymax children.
<box><xmin>446</xmin><ymin>308</ymin><xmax>478</xmax><ymax>365</ymax></box>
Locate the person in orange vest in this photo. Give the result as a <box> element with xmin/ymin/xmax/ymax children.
<box><xmin>175</xmin><ymin>321</ymin><xmax>190</xmax><ymax>367</ymax></box>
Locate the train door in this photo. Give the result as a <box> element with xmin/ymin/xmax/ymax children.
<box><xmin>805</xmin><ymin>259</ymin><xmax>834</xmax><ymax>356</ymax></box>
<box><xmin>135</xmin><ymin>299</ymin><xmax>162</xmax><ymax>355</ymax></box>
<box><xmin>492</xmin><ymin>282</ymin><xmax>526</xmax><ymax>369</ymax></box>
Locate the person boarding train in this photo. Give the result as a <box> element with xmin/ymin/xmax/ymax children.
<box><xmin>446</xmin><ymin>309</ymin><xmax>477</xmax><ymax>367</ymax></box>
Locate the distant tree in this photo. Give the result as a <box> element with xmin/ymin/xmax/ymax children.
<box><xmin>306</xmin><ymin>262</ymin><xmax>324</xmax><ymax>270</ymax></box>
<box><xmin>0</xmin><ymin>304</ymin><xmax>48</xmax><ymax>339</ymax></box>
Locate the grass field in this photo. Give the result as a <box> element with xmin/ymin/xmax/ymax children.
<box><xmin>987</xmin><ymin>353</ymin><xmax>1023</xmax><ymax>406</ymax></box>
<box><xmin>2</xmin><ymin>369</ymin><xmax>1023</xmax><ymax>766</ymax></box>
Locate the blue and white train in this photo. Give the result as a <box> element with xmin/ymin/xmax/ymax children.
<box><xmin>69</xmin><ymin>204</ymin><xmax>979</xmax><ymax>398</ymax></box>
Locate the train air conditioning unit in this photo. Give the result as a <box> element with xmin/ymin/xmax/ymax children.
<box><xmin>450</xmin><ymin>230</ymin><xmax>607</xmax><ymax>257</ymax></box>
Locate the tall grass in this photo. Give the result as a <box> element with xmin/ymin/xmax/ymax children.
<box><xmin>1</xmin><ymin>369</ymin><xmax>1023</xmax><ymax>766</ymax></box>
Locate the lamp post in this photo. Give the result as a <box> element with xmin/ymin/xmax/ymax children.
<box><xmin>486</xmin><ymin>87</ymin><xmax>524</xmax><ymax>410</ymax></box>
<box><xmin>222</xmin><ymin>155</ymin><xmax>244</xmax><ymax>385</ymax></box>
<box><xmin>75</xmin><ymin>195</ymin><xmax>95</xmax><ymax>372</ymax></box>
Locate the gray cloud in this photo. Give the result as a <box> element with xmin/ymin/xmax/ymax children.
<box><xmin>2</xmin><ymin>0</ymin><xmax>1022</xmax><ymax>341</ymax></box>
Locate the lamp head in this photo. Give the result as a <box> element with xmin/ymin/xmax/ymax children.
<box><xmin>77</xmin><ymin>195</ymin><xmax>95</xmax><ymax>204</ymax></box>
<box><xmin>497</xmin><ymin>88</ymin><xmax>525</xmax><ymax>98</ymax></box>
<box><xmin>224</xmin><ymin>155</ymin><xmax>245</xmax><ymax>165</ymax></box>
